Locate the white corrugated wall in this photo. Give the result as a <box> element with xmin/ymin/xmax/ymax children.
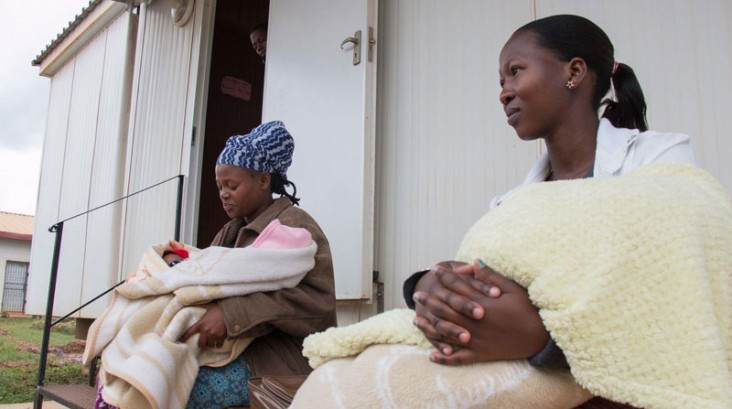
<box><xmin>81</xmin><ymin>12</ymin><xmax>137</xmax><ymax>317</ymax></box>
<box><xmin>119</xmin><ymin>0</ymin><xmax>210</xmax><ymax>277</ymax></box>
<box><xmin>27</xmin><ymin>10</ymin><xmax>134</xmax><ymax>317</ymax></box>
<box><xmin>374</xmin><ymin>0</ymin><xmax>732</xmax><ymax>313</ymax></box>
<box><xmin>27</xmin><ymin>61</ymin><xmax>73</xmax><ymax>316</ymax></box>
<box><xmin>55</xmin><ymin>23</ymin><xmax>108</xmax><ymax>318</ymax></box>
<box><xmin>374</xmin><ymin>0</ymin><xmax>540</xmax><ymax>313</ymax></box>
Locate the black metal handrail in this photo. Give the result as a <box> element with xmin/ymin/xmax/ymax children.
<box><xmin>34</xmin><ymin>174</ymin><xmax>184</xmax><ymax>409</ymax></box>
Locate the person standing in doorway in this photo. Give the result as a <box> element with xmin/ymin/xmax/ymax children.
<box><xmin>249</xmin><ymin>22</ymin><xmax>267</xmax><ymax>63</ymax></box>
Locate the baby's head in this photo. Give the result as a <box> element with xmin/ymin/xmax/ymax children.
<box><xmin>163</xmin><ymin>248</ymin><xmax>189</xmax><ymax>267</ymax></box>
<box><xmin>215</xmin><ymin>121</ymin><xmax>299</xmax><ymax>221</ymax></box>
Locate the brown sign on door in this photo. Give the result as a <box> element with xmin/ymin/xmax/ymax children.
<box><xmin>221</xmin><ymin>76</ymin><xmax>252</xmax><ymax>101</ymax></box>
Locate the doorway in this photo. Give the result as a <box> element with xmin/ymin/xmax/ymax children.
<box><xmin>2</xmin><ymin>261</ymin><xmax>28</xmax><ymax>313</ymax></box>
<box><xmin>196</xmin><ymin>0</ymin><xmax>270</xmax><ymax>246</ymax></box>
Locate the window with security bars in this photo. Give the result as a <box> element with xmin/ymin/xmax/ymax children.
<box><xmin>2</xmin><ymin>261</ymin><xmax>28</xmax><ymax>313</ymax></box>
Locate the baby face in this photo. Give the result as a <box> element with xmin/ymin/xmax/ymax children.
<box><xmin>163</xmin><ymin>253</ymin><xmax>186</xmax><ymax>267</ymax></box>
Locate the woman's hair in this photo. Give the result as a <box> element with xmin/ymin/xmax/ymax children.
<box><xmin>249</xmin><ymin>22</ymin><xmax>267</xmax><ymax>35</ymax></box>
<box><xmin>515</xmin><ymin>14</ymin><xmax>648</xmax><ymax>131</ymax></box>
<box><xmin>270</xmin><ymin>173</ymin><xmax>300</xmax><ymax>206</ymax></box>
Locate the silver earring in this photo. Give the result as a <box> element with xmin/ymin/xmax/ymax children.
<box><xmin>566</xmin><ymin>80</ymin><xmax>575</xmax><ymax>90</ymax></box>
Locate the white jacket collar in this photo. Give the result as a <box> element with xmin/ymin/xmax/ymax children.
<box><xmin>522</xmin><ymin>119</ymin><xmax>640</xmax><ymax>184</ymax></box>
<box><xmin>594</xmin><ymin>118</ymin><xmax>640</xmax><ymax>177</ymax></box>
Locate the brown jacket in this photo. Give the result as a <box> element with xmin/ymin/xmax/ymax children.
<box><xmin>212</xmin><ymin>197</ymin><xmax>337</xmax><ymax>377</ymax></box>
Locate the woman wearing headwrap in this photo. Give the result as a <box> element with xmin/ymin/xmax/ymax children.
<box><xmin>182</xmin><ymin>120</ymin><xmax>337</xmax><ymax>408</ymax></box>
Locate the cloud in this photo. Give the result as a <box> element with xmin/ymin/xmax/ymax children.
<box><xmin>0</xmin><ymin>148</ymin><xmax>42</xmax><ymax>215</ymax></box>
<box><xmin>0</xmin><ymin>1</ymin><xmax>83</xmax><ymax>150</ymax></box>
<box><xmin>0</xmin><ymin>78</ymin><xmax>50</xmax><ymax>150</ymax></box>
<box><xmin>0</xmin><ymin>0</ymin><xmax>90</xmax><ymax>214</ymax></box>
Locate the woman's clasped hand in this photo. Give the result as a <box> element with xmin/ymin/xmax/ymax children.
<box><xmin>412</xmin><ymin>260</ymin><xmax>549</xmax><ymax>365</ymax></box>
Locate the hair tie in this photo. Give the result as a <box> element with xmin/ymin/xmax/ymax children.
<box><xmin>612</xmin><ymin>61</ymin><xmax>619</xmax><ymax>76</ymax></box>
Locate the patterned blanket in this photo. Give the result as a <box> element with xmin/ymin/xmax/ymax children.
<box><xmin>298</xmin><ymin>309</ymin><xmax>591</xmax><ymax>408</ymax></box>
<box><xmin>298</xmin><ymin>163</ymin><xmax>732</xmax><ymax>409</ymax></box>
<box><xmin>83</xmin><ymin>219</ymin><xmax>317</xmax><ymax>409</ymax></box>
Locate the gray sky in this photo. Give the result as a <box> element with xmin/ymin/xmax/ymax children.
<box><xmin>0</xmin><ymin>0</ymin><xmax>90</xmax><ymax>215</ymax></box>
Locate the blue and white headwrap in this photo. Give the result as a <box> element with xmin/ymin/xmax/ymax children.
<box><xmin>216</xmin><ymin>120</ymin><xmax>294</xmax><ymax>177</ymax></box>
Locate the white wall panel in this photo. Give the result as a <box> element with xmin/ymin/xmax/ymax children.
<box><xmin>81</xmin><ymin>14</ymin><xmax>135</xmax><ymax>318</ymax></box>
<box><xmin>26</xmin><ymin>63</ymin><xmax>75</xmax><ymax>316</ymax></box>
<box><xmin>58</xmin><ymin>36</ymin><xmax>106</xmax><ymax>221</ymax></box>
<box><xmin>0</xmin><ymin>239</ymin><xmax>32</xmax><ymax>262</ymax></box>
<box><xmin>53</xmin><ymin>24</ymin><xmax>107</xmax><ymax>317</ymax></box>
<box><xmin>121</xmin><ymin>0</ymin><xmax>208</xmax><ymax>275</ymax></box>
<box><xmin>27</xmin><ymin>11</ymin><xmax>133</xmax><ymax>317</ymax></box>
<box><xmin>375</xmin><ymin>0</ymin><xmax>539</xmax><ymax>311</ymax></box>
<box><xmin>535</xmin><ymin>0</ymin><xmax>732</xmax><ymax>194</ymax></box>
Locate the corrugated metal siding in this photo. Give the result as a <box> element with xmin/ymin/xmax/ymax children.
<box><xmin>26</xmin><ymin>63</ymin><xmax>75</xmax><ymax>316</ymax></box>
<box><xmin>80</xmin><ymin>15</ymin><xmax>135</xmax><ymax>317</ymax></box>
<box><xmin>26</xmin><ymin>13</ymin><xmax>132</xmax><ymax>317</ymax></box>
<box><xmin>120</xmin><ymin>0</ymin><xmax>202</xmax><ymax>275</ymax></box>
<box><xmin>54</xmin><ymin>22</ymin><xmax>107</xmax><ymax>317</ymax></box>
<box><xmin>375</xmin><ymin>0</ymin><xmax>539</xmax><ymax>310</ymax></box>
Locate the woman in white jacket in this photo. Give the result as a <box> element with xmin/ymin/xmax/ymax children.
<box><xmin>405</xmin><ymin>14</ymin><xmax>697</xmax><ymax>409</ymax></box>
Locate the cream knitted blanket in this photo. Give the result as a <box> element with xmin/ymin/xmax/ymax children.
<box><xmin>299</xmin><ymin>163</ymin><xmax>732</xmax><ymax>409</ymax></box>
<box><xmin>83</xmin><ymin>219</ymin><xmax>317</xmax><ymax>409</ymax></box>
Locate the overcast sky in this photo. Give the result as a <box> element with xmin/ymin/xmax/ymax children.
<box><xmin>0</xmin><ymin>0</ymin><xmax>90</xmax><ymax>215</ymax></box>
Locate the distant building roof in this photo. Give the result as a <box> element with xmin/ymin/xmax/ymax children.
<box><xmin>31</xmin><ymin>0</ymin><xmax>103</xmax><ymax>67</ymax></box>
<box><xmin>0</xmin><ymin>211</ymin><xmax>34</xmax><ymax>241</ymax></box>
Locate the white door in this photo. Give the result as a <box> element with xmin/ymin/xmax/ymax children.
<box><xmin>264</xmin><ymin>0</ymin><xmax>378</xmax><ymax>300</ymax></box>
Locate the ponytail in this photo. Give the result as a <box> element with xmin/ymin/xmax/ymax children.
<box><xmin>270</xmin><ymin>173</ymin><xmax>300</xmax><ymax>206</ymax></box>
<box><xmin>601</xmin><ymin>63</ymin><xmax>648</xmax><ymax>132</ymax></box>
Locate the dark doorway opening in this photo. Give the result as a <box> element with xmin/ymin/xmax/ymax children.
<box><xmin>197</xmin><ymin>0</ymin><xmax>269</xmax><ymax>246</ymax></box>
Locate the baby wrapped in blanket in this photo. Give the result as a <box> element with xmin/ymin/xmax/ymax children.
<box><xmin>83</xmin><ymin>218</ymin><xmax>317</xmax><ymax>409</ymax></box>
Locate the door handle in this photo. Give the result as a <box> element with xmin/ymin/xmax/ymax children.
<box><xmin>340</xmin><ymin>30</ymin><xmax>362</xmax><ymax>66</ymax></box>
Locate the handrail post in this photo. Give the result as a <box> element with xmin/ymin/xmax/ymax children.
<box><xmin>174</xmin><ymin>175</ymin><xmax>184</xmax><ymax>241</ymax></box>
<box><xmin>33</xmin><ymin>222</ymin><xmax>64</xmax><ymax>409</ymax></box>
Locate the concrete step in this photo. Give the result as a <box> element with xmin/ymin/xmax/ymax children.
<box><xmin>36</xmin><ymin>385</ymin><xmax>96</xmax><ymax>409</ymax></box>
<box><xmin>0</xmin><ymin>402</ymin><xmax>69</xmax><ymax>409</ymax></box>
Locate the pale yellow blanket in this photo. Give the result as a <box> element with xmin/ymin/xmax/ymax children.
<box><xmin>300</xmin><ymin>163</ymin><xmax>732</xmax><ymax>409</ymax></box>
